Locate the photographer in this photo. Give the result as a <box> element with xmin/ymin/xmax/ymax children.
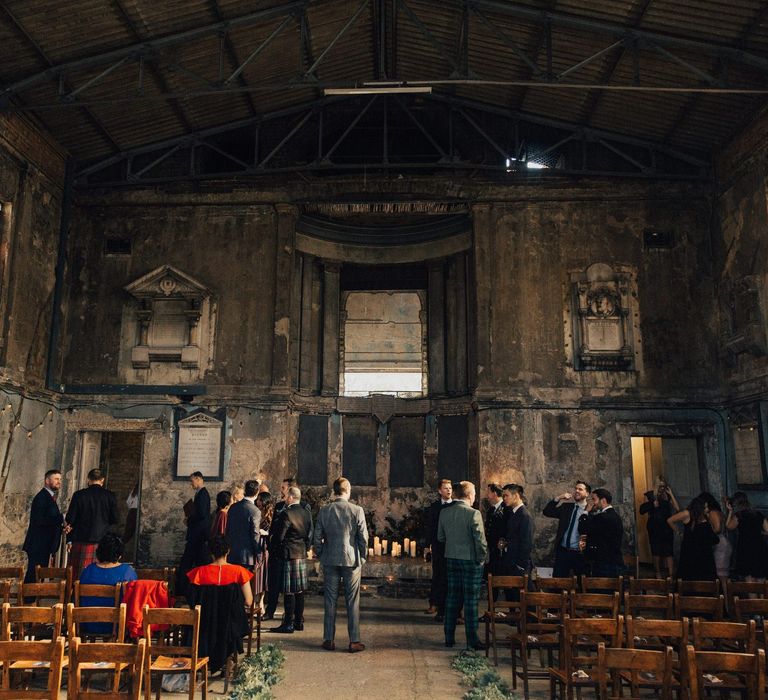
<box><xmin>638</xmin><ymin>479</ymin><xmax>678</xmax><ymax>578</ymax></box>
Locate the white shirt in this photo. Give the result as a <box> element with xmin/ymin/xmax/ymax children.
<box><xmin>512</xmin><ymin>503</ymin><xmax>524</xmax><ymax>513</ymax></box>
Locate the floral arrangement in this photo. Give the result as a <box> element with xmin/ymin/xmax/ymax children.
<box><xmin>227</xmin><ymin>644</ymin><xmax>285</xmax><ymax>700</ymax></box>
<box><xmin>451</xmin><ymin>650</ymin><xmax>518</xmax><ymax>700</ymax></box>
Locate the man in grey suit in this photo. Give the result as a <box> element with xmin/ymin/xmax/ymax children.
<box><xmin>313</xmin><ymin>477</ymin><xmax>369</xmax><ymax>653</ymax></box>
<box><xmin>226</xmin><ymin>479</ymin><xmax>262</xmax><ymax>567</ymax></box>
<box><xmin>438</xmin><ymin>480</ymin><xmax>488</xmax><ymax>650</ymax></box>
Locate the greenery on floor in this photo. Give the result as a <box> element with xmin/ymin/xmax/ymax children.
<box><xmin>228</xmin><ymin>644</ymin><xmax>285</xmax><ymax>700</ymax></box>
<box><xmin>451</xmin><ymin>650</ymin><xmax>519</xmax><ymax>700</ymax></box>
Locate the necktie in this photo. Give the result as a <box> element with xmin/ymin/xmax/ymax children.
<box><xmin>563</xmin><ymin>506</ymin><xmax>578</xmax><ymax>549</ymax></box>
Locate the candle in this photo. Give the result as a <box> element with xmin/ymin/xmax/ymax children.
<box><xmin>374</xmin><ymin>543</ymin><xmax>382</xmax><ymax>557</ymax></box>
<box><xmin>392</xmin><ymin>543</ymin><xmax>398</xmax><ymax>557</ymax></box>
<box><xmin>374</xmin><ymin>536</ymin><xmax>380</xmax><ymax>549</ymax></box>
<box><xmin>404</xmin><ymin>538</ymin><xmax>410</xmax><ymax>556</ymax></box>
<box><xmin>382</xmin><ymin>539</ymin><xmax>388</xmax><ymax>554</ymax></box>
<box><xmin>410</xmin><ymin>541</ymin><xmax>416</xmax><ymax>558</ymax></box>
<box><xmin>368</xmin><ymin>547</ymin><xmax>374</xmax><ymax>558</ymax></box>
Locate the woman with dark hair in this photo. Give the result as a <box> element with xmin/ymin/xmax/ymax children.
<box><xmin>667</xmin><ymin>495</ymin><xmax>718</xmax><ymax>581</ymax></box>
<box><xmin>211</xmin><ymin>491</ymin><xmax>233</xmax><ymax>538</ymax></box>
<box><xmin>253</xmin><ymin>492</ymin><xmax>274</xmax><ymax>614</ymax></box>
<box><xmin>726</xmin><ymin>491</ymin><xmax>768</xmax><ymax>581</ymax></box>
<box><xmin>79</xmin><ymin>533</ymin><xmax>138</xmax><ymax>634</ymax></box>
<box><xmin>186</xmin><ymin>534</ymin><xmax>253</xmax><ymax>607</ymax></box>
<box><xmin>638</xmin><ymin>478</ymin><xmax>679</xmax><ymax>578</ymax></box>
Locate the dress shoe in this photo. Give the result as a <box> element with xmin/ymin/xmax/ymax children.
<box><xmin>321</xmin><ymin>640</ymin><xmax>335</xmax><ymax>651</ymax></box>
<box><xmin>262</xmin><ymin>613</ymin><xmax>275</xmax><ymax>621</ymax></box>
<box><xmin>444</xmin><ymin>641</ymin><xmax>455</xmax><ymax>648</ymax></box>
<box><xmin>349</xmin><ymin>642</ymin><xmax>365</xmax><ymax>653</ymax></box>
<box><xmin>269</xmin><ymin>624</ymin><xmax>294</xmax><ymax>633</ymax></box>
<box><xmin>294</xmin><ymin>622</ymin><xmax>304</xmax><ymax>631</ymax></box>
<box><xmin>423</xmin><ymin>605</ymin><xmax>438</xmax><ymax>615</ymax></box>
<box><xmin>468</xmin><ymin>641</ymin><xmax>486</xmax><ymax>651</ymax></box>
<box><xmin>434</xmin><ymin>614</ymin><xmax>444</xmax><ymax>622</ymax></box>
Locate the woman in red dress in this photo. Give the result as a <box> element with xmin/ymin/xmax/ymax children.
<box><xmin>210</xmin><ymin>491</ymin><xmax>232</xmax><ymax>538</ymax></box>
<box><xmin>187</xmin><ymin>534</ymin><xmax>253</xmax><ymax>607</ymax></box>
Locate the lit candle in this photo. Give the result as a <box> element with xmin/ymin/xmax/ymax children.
<box><xmin>374</xmin><ymin>543</ymin><xmax>382</xmax><ymax>557</ymax></box>
<box><xmin>368</xmin><ymin>547</ymin><xmax>374</xmax><ymax>558</ymax></box>
<box><xmin>410</xmin><ymin>541</ymin><xmax>416</xmax><ymax>558</ymax></box>
<box><xmin>382</xmin><ymin>539</ymin><xmax>388</xmax><ymax>554</ymax></box>
<box><xmin>404</xmin><ymin>538</ymin><xmax>410</xmax><ymax>556</ymax></box>
<box><xmin>374</xmin><ymin>536</ymin><xmax>380</xmax><ymax>549</ymax></box>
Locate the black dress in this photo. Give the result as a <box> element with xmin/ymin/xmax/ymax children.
<box><xmin>639</xmin><ymin>500</ymin><xmax>674</xmax><ymax>557</ymax></box>
<box><xmin>733</xmin><ymin>509</ymin><xmax>768</xmax><ymax>578</ymax></box>
<box><xmin>677</xmin><ymin>520</ymin><xmax>718</xmax><ymax>581</ymax></box>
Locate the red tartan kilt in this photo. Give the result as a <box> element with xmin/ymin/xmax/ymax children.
<box><xmin>69</xmin><ymin>542</ymin><xmax>97</xmax><ymax>577</ymax></box>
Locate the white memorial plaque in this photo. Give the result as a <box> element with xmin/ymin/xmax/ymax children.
<box><xmin>176</xmin><ymin>412</ymin><xmax>223</xmax><ymax>478</ymax></box>
<box><xmin>585</xmin><ymin>318</ymin><xmax>621</xmax><ymax>351</ymax></box>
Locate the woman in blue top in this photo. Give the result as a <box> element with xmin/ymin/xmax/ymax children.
<box><xmin>79</xmin><ymin>533</ymin><xmax>137</xmax><ymax>634</ymax></box>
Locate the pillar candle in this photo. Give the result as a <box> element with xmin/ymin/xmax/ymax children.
<box><xmin>404</xmin><ymin>538</ymin><xmax>410</xmax><ymax>556</ymax></box>
<box><xmin>410</xmin><ymin>541</ymin><xmax>416</xmax><ymax>558</ymax></box>
<box><xmin>382</xmin><ymin>539</ymin><xmax>388</xmax><ymax>554</ymax></box>
<box><xmin>368</xmin><ymin>548</ymin><xmax>374</xmax><ymax>558</ymax></box>
<box><xmin>374</xmin><ymin>536</ymin><xmax>380</xmax><ymax>548</ymax></box>
<box><xmin>374</xmin><ymin>543</ymin><xmax>382</xmax><ymax>557</ymax></box>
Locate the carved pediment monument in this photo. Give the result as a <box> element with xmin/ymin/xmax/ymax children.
<box><xmin>124</xmin><ymin>265</ymin><xmax>212</xmax><ymax>370</ymax></box>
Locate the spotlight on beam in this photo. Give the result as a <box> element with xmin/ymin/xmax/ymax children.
<box><xmin>324</xmin><ymin>83</ymin><xmax>432</xmax><ymax>96</ymax></box>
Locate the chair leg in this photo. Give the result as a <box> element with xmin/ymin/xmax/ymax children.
<box><xmin>491</xmin><ymin>620</ymin><xmax>498</xmax><ymax>666</ymax></box>
<box><xmin>188</xmin><ymin>670</ymin><xmax>194</xmax><ymax>700</ymax></box>
<box><xmin>521</xmin><ymin>644</ymin><xmax>529</xmax><ymax>700</ymax></box>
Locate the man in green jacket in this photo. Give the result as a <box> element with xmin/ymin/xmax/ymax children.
<box><xmin>438</xmin><ymin>480</ymin><xmax>488</xmax><ymax>650</ymax></box>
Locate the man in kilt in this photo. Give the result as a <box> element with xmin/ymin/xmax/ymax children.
<box><xmin>437</xmin><ymin>480</ymin><xmax>488</xmax><ymax>650</ymax></box>
<box><xmin>269</xmin><ymin>486</ymin><xmax>312</xmax><ymax>634</ymax></box>
<box><xmin>65</xmin><ymin>468</ymin><xmax>118</xmax><ymax>577</ymax></box>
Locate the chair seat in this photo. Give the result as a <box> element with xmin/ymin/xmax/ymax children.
<box><xmin>10</xmin><ymin>657</ymin><xmax>69</xmax><ymax>669</ymax></box>
<box><xmin>619</xmin><ymin>669</ymin><xmax>681</xmax><ymax>688</ymax></box>
<box><xmin>150</xmin><ymin>655</ymin><xmax>208</xmax><ymax>672</ymax></box>
<box><xmin>548</xmin><ymin>666</ymin><xmax>596</xmax><ymax>685</ymax></box>
<box><xmin>78</xmin><ymin>661</ymin><xmax>129</xmax><ymax>672</ymax></box>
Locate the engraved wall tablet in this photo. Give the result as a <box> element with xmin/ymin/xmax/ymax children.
<box><xmin>175</xmin><ymin>410</ymin><xmax>225</xmax><ymax>480</ymax></box>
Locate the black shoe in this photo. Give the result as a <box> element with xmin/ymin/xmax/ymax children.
<box><xmin>294</xmin><ymin>622</ymin><xmax>304</xmax><ymax>631</ymax></box>
<box><xmin>445</xmin><ymin>641</ymin><xmax>455</xmax><ymax>648</ymax></box>
<box><xmin>269</xmin><ymin>624</ymin><xmax>294</xmax><ymax>633</ymax></box>
<box><xmin>262</xmin><ymin>613</ymin><xmax>275</xmax><ymax>621</ymax></box>
<box><xmin>469</xmin><ymin>641</ymin><xmax>486</xmax><ymax>651</ymax></box>
<box><xmin>434</xmin><ymin>614</ymin><xmax>444</xmax><ymax>622</ymax></box>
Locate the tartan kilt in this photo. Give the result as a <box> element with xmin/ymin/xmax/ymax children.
<box><xmin>282</xmin><ymin>558</ymin><xmax>307</xmax><ymax>593</ymax></box>
<box><xmin>69</xmin><ymin>542</ymin><xmax>97</xmax><ymax>577</ymax></box>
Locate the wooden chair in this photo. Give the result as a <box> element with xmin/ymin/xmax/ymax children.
<box><xmin>729</xmin><ymin>581</ymin><xmax>767</xmax><ymax>615</ymax></box>
<box><xmin>142</xmin><ymin>605</ymin><xmax>208</xmax><ymax>700</ymax></box>
<box><xmin>0</xmin><ymin>582</ymin><xmax>15</xmax><ymax>607</ymax></box>
<box><xmin>691</xmin><ymin>618</ymin><xmax>757</xmax><ymax>653</ymax></box>
<box><xmin>69</xmin><ymin>637</ymin><xmax>146</xmax><ymax>699</ymax></box>
<box><xmin>19</xmin><ymin>582</ymin><xmax>66</xmax><ymax>608</ymax></box>
<box><xmin>135</xmin><ymin>569</ymin><xmax>175</xmax><ymax>596</ymax></box>
<box><xmin>74</xmin><ymin>583</ymin><xmax>121</xmax><ymax>609</ymax></box>
<box><xmin>581</xmin><ymin>577</ymin><xmax>623</xmax><ymax>594</ymax></box>
<box><xmin>510</xmin><ymin>590</ymin><xmax>567</xmax><ymax>700</ymax></box>
<box><xmin>0</xmin><ymin>568</ymin><xmax>23</xmax><ymax>605</ymax></box>
<box><xmin>35</xmin><ymin>566</ymin><xmax>73</xmax><ymax>604</ymax></box>
<box><xmin>734</xmin><ymin>597</ymin><xmax>768</xmax><ymax>647</ymax></box>
<box><xmin>686</xmin><ymin>645</ymin><xmax>765</xmax><ymax>700</ymax></box>
<box><xmin>67</xmin><ymin>604</ymin><xmax>127</xmax><ymax>643</ymax></box>
<box><xmin>622</xmin><ymin>553</ymin><xmax>640</xmax><ymax>579</ymax></box>
<box><xmin>535</xmin><ymin>576</ymin><xmax>577</xmax><ymax>594</ymax></box>
<box><xmin>0</xmin><ymin>567</ymin><xmax>24</xmax><ymax>581</ymax></box>
<box><xmin>628</xmin><ymin>577</ymin><xmax>672</xmax><ymax>595</ymax></box>
<box><xmin>624</xmin><ymin>593</ymin><xmax>674</xmax><ymax>619</ymax></box>
<box><xmin>676</xmin><ymin>578</ymin><xmax>719</xmax><ymax>596</ymax></box>
<box><xmin>482</xmin><ymin>575</ymin><xmax>527</xmax><ymax>665</ymax></box>
<box><xmin>674</xmin><ymin>593</ymin><xmax>723</xmax><ymax>621</ymax></box>
<box><xmin>625</xmin><ymin>616</ymin><xmax>688</xmax><ymax>698</ymax></box>
<box><xmin>549</xmin><ymin>615</ymin><xmax>623</xmax><ymax>700</ymax></box>
<box><xmin>597</xmin><ymin>642</ymin><xmax>674</xmax><ymax>700</ymax></box>
<box><xmin>569</xmin><ymin>592</ymin><xmax>620</xmax><ymax>619</ymax></box>
<box><xmin>244</xmin><ymin>575</ymin><xmax>261</xmax><ymax>658</ymax></box>
<box><xmin>2</xmin><ymin>603</ymin><xmax>63</xmax><ymax>642</ymax></box>
<box><xmin>0</xmin><ymin>637</ymin><xmax>65</xmax><ymax>699</ymax></box>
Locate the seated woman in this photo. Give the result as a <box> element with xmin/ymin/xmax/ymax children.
<box><xmin>79</xmin><ymin>533</ymin><xmax>138</xmax><ymax>635</ymax></box>
<box><xmin>186</xmin><ymin>535</ymin><xmax>253</xmax><ymax>674</ymax></box>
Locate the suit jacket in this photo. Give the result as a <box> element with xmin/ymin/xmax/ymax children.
<box><xmin>23</xmin><ymin>488</ymin><xmax>63</xmax><ymax>558</ymax></box>
<box><xmin>313</xmin><ymin>498</ymin><xmax>368</xmax><ymax>568</ymax></box>
<box><xmin>186</xmin><ymin>487</ymin><xmax>211</xmax><ymax>545</ymax></box>
<box><xmin>273</xmin><ymin>504</ymin><xmax>312</xmax><ymax>560</ymax></box>
<box><xmin>424</xmin><ymin>499</ymin><xmax>456</xmax><ymax>549</ymax></box>
<box><xmin>501</xmin><ymin>505</ymin><xmax>534</xmax><ymax>574</ymax></box>
<box><xmin>542</xmin><ymin>499</ymin><xmax>584</xmax><ymax>553</ymax></box>
<box><xmin>437</xmin><ymin>501</ymin><xmax>488</xmax><ymax>565</ymax></box>
<box><xmin>65</xmin><ymin>484</ymin><xmax>118</xmax><ymax>544</ymax></box>
<box><xmin>225</xmin><ymin>498</ymin><xmax>261</xmax><ymax>566</ymax></box>
<box><xmin>578</xmin><ymin>507</ymin><xmax>624</xmax><ymax>567</ymax></box>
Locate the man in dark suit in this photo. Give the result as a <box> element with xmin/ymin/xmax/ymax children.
<box><xmin>177</xmin><ymin>470</ymin><xmax>211</xmax><ymax>594</ymax></box>
<box><xmin>484</xmin><ymin>483</ymin><xmax>506</xmax><ymax>598</ymax></box>
<box><xmin>499</xmin><ymin>484</ymin><xmax>533</xmax><ymax>578</ymax></box>
<box><xmin>23</xmin><ymin>469</ymin><xmax>65</xmax><ymax>583</ymax></box>
<box><xmin>226</xmin><ymin>479</ymin><xmax>262</xmax><ymax>567</ymax></box>
<box><xmin>270</xmin><ymin>486</ymin><xmax>312</xmax><ymax>634</ymax></box>
<box><xmin>65</xmin><ymin>468</ymin><xmax>118</xmax><ymax>577</ymax></box>
<box><xmin>423</xmin><ymin>478</ymin><xmax>455</xmax><ymax>620</ymax></box>
<box><xmin>578</xmin><ymin>488</ymin><xmax>624</xmax><ymax>577</ymax></box>
<box><xmin>542</xmin><ymin>479</ymin><xmax>591</xmax><ymax>577</ymax></box>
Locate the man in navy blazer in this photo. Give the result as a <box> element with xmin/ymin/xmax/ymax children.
<box><xmin>226</xmin><ymin>479</ymin><xmax>262</xmax><ymax>567</ymax></box>
<box><xmin>22</xmin><ymin>469</ymin><xmax>65</xmax><ymax>583</ymax></box>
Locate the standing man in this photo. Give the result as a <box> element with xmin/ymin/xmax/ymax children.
<box><xmin>177</xmin><ymin>471</ymin><xmax>211</xmax><ymax>594</ymax></box>
<box><xmin>438</xmin><ymin>481</ymin><xmax>488</xmax><ymax>650</ymax></box>
<box><xmin>269</xmin><ymin>486</ymin><xmax>312</xmax><ymax>634</ymax></box>
<box><xmin>578</xmin><ymin>488</ymin><xmax>624</xmax><ymax>577</ymax></box>
<box><xmin>65</xmin><ymin>468</ymin><xmax>118</xmax><ymax>578</ymax></box>
<box><xmin>499</xmin><ymin>484</ymin><xmax>534</xmax><ymax>588</ymax></box>
<box><xmin>542</xmin><ymin>480</ymin><xmax>591</xmax><ymax>577</ymax></box>
<box><xmin>23</xmin><ymin>469</ymin><xmax>65</xmax><ymax>583</ymax></box>
<box><xmin>313</xmin><ymin>477</ymin><xmax>369</xmax><ymax>653</ymax></box>
<box><xmin>226</xmin><ymin>479</ymin><xmax>262</xmax><ymax>568</ymax></box>
<box><xmin>484</xmin><ymin>483</ymin><xmax>506</xmax><ymax>595</ymax></box>
<box><xmin>423</xmin><ymin>478</ymin><xmax>455</xmax><ymax>620</ymax></box>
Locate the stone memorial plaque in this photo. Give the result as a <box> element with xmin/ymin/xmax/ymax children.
<box><xmin>176</xmin><ymin>412</ymin><xmax>224</xmax><ymax>479</ymax></box>
<box><xmin>734</xmin><ymin>426</ymin><xmax>764</xmax><ymax>485</ymax></box>
<box><xmin>585</xmin><ymin>318</ymin><xmax>621</xmax><ymax>351</ymax></box>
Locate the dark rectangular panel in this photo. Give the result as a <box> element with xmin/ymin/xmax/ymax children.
<box><xmin>342</xmin><ymin>415</ymin><xmax>377</xmax><ymax>486</ymax></box>
<box><xmin>390</xmin><ymin>417</ymin><xmax>425</xmax><ymax>487</ymax></box>
<box><xmin>298</xmin><ymin>414</ymin><xmax>328</xmax><ymax>486</ymax></box>
<box><xmin>437</xmin><ymin>414</ymin><xmax>468</xmax><ymax>483</ymax></box>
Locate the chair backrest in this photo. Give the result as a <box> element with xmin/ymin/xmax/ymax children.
<box><xmin>535</xmin><ymin>576</ymin><xmax>577</xmax><ymax>593</ymax></box>
<box><xmin>486</xmin><ymin>575</ymin><xmax>527</xmax><ymax>619</ymax></box>
<box><xmin>0</xmin><ymin>567</ymin><xmax>24</xmax><ymax>581</ymax></box>
<box><xmin>597</xmin><ymin>642</ymin><xmax>673</xmax><ymax>700</ymax></box>
<box><xmin>2</xmin><ymin>603</ymin><xmax>63</xmax><ymax>641</ymax></box>
<box><xmin>0</xmin><ymin>582</ymin><xmax>14</xmax><ymax>607</ymax></box>
<box><xmin>0</xmin><ymin>636</ymin><xmax>65</xmax><ymax>699</ymax></box>
<box><xmin>675</xmin><ymin>594</ymin><xmax>723</xmax><ymax>621</ymax></box>
<box><xmin>734</xmin><ymin>596</ymin><xmax>768</xmax><ymax>624</ymax></box>
<box><xmin>570</xmin><ymin>591</ymin><xmax>620</xmax><ymax>619</ymax></box>
<box><xmin>563</xmin><ymin>616</ymin><xmax>623</xmax><ymax>673</ymax></box>
<box><xmin>36</xmin><ymin>566</ymin><xmax>73</xmax><ymax>602</ymax></box>
<box><xmin>686</xmin><ymin>646</ymin><xmax>765</xmax><ymax>700</ymax></box>
<box><xmin>519</xmin><ymin>590</ymin><xmax>568</xmax><ymax>635</ymax></box>
<box><xmin>626</xmin><ymin>616</ymin><xmax>688</xmax><ymax>654</ymax></box>
<box><xmin>20</xmin><ymin>581</ymin><xmax>66</xmax><ymax>607</ymax></box>
<box><xmin>142</xmin><ymin>605</ymin><xmax>201</xmax><ymax>664</ymax></box>
<box><xmin>624</xmin><ymin>593</ymin><xmax>674</xmax><ymax>619</ymax></box>
<box><xmin>676</xmin><ymin>578</ymin><xmax>719</xmax><ymax>596</ymax></box>
<box><xmin>623</xmin><ymin>553</ymin><xmax>640</xmax><ymax>579</ymax></box>
<box><xmin>582</xmin><ymin>576</ymin><xmax>623</xmax><ymax>594</ymax></box>
<box><xmin>692</xmin><ymin>618</ymin><xmax>756</xmax><ymax>653</ymax></box>
<box><xmin>628</xmin><ymin>577</ymin><xmax>672</xmax><ymax>595</ymax></box>
<box><xmin>69</xmin><ymin>636</ymin><xmax>146</xmax><ymax>699</ymax></box>
<box><xmin>67</xmin><ymin>603</ymin><xmax>126</xmax><ymax>642</ymax></box>
<box><xmin>135</xmin><ymin>568</ymin><xmax>170</xmax><ymax>582</ymax></box>
<box><xmin>74</xmin><ymin>582</ymin><xmax>121</xmax><ymax>608</ymax></box>
<box><xmin>0</xmin><ymin>568</ymin><xmax>23</xmax><ymax>604</ymax></box>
